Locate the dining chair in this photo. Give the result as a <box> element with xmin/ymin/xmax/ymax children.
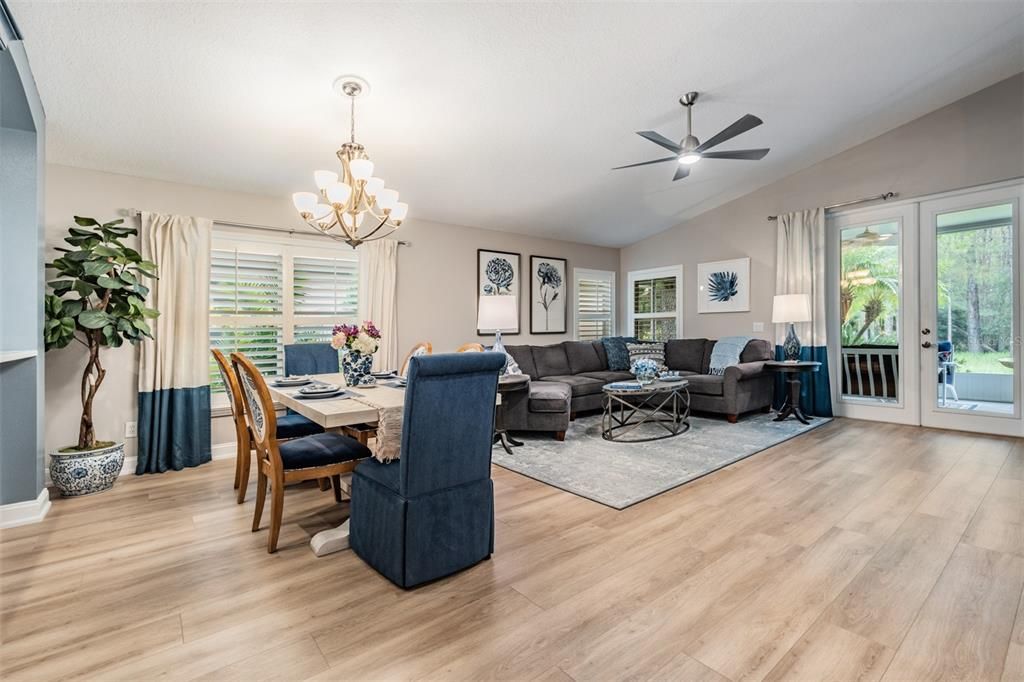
<box><xmin>230</xmin><ymin>352</ymin><xmax>370</xmax><ymax>553</ymax></box>
<box><xmin>350</xmin><ymin>352</ymin><xmax>505</xmax><ymax>588</ymax></box>
<box><xmin>211</xmin><ymin>349</ymin><xmax>325</xmax><ymax>504</ymax></box>
<box><xmin>284</xmin><ymin>342</ymin><xmax>340</xmax><ymax>376</ymax></box>
<box><xmin>456</xmin><ymin>343</ymin><xmax>485</xmax><ymax>353</ymax></box>
<box><xmin>400</xmin><ymin>341</ymin><xmax>433</xmax><ymax>376</ymax></box>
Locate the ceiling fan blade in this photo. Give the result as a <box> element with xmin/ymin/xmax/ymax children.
<box><xmin>695</xmin><ymin>114</ymin><xmax>763</xmax><ymax>152</ymax></box>
<box><xmin>672</xmin><ymin>164</ymin><xmax>690</xmax><ymax>181</ymax></box>
<box><xmin>612</xmin><ymin>156</ymin><xmax>678</xmax><ymax>170</ymax></box>
<box><xmin>636</xmin><ymin>130</ymin><xmax>682</xmax><ymax>153</ymax></box>
<box><xmin>700</xmin><ymin>148</ymin><xmax>770</xmax><ymax>161</ymax></box>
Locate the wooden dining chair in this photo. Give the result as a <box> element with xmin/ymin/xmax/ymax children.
<box><xmin>456</xmin><ymin>343</ymin><xmax>485</xmax><ymax>353</ymax></box>
<box><xmin>400</xmin><ymin>341</ymin><xmax>433</xmax><ymax>376</ymax></box>
<box><xmin>230</xmin><ymin>352</ymin><xmax>371</xmax><ymax>553</ymax></box>
<box><xmin>212</xmin><ymin>349</ymin><xmax>325</xmax><ymax>504</ymax></box>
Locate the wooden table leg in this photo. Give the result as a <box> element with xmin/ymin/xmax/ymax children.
<box><xmin>774</xmin><ymin>376</ymin><xmax>812</xmax><ymax>424</ymax></box>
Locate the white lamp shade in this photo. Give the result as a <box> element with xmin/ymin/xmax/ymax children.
<box><xmin>349</xmin><ymin>158</ymin><xmax>374</xmax><ymax>181</ymax></box>
<box><xmin>292</xmin><ymin>192</ymin><xmax>318</xmax><ymax>213</ymax></box>
<box><xmin>312</xmin><ymin>203</ymin><xmax>332</xmax><ymax>220</ymax></box>
<box><xmin>477</xmin><ymin>295</ymin><xmax>518</xmax><ymax>331</ymax></box>
<box><xmin>365</xmin><ymin>177</ymin><xmax>385</xmax><ymax>196</ymax></box>
<box><xmin>342</xmin><ymin>211</ymin><xmax>365</xmax><ymax>229</ymax></box>
<box><xmin>376</xmin><ymin>188</ymin><xmax>399</xmax><ymax>211</ymax></box>
<box><xmin>325</xmin><ymin>182</ymin><xmax>352</xmax><ymax>205</ymax></box>
<box><xmin>314</xmin><ymin>170</ymin><xmax>338</xmax><ymax>190</ymax></box>
<box><xmin>772</xmin><ymin>293</ymin><xmax>812</xmax><ymax>323</ymax></box>
<box><xmin>391</xmin><ymin>202</ymin><xmax>409</xmax><ymax>221</ymax></box>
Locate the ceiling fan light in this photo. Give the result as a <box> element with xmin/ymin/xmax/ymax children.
<box><xmin>678</xmin><ymin>153</ymin><xmax>702</xmax><ymax>165</ymax></box>
<box><xmin>325</xmin><ymin>182</ymin><xmax>352</xmax><ymax>205</ymax></box>
<box><xmin>349</xmin><ymin>158</ymin><xmax>374</xmax><ymax>182</ymax></box>
<box><xmin>391</xmin><ymin>202</ymin><xmax>409</xmax><ymax>222</ymax></box>
<box><xmin>314</xmin><ymin>170</ymin><xmax>338</xmax><ymax>190</ymax></box>
<box><xmin>365</xmin><ymin>177</ymin><xmax>385</xmax><ymax>196</ymax></box>
<box><xmin>377</xmin><ymin>188</ymin><xmax>399</xmax><ymax>211</ymax></box>
<box><xmin>292</xmin><ymin>192</ymin><xmax>318</xmax><ymax>214</ymax></box>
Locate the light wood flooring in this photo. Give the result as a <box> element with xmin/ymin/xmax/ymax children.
<box><xmin>1</xmin><ymin>418</ymin><xmax>1022</xmax><ymax>681</ymax></box>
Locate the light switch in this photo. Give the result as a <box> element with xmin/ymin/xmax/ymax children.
<box><xmin>752</xmin><ymin>321</ymin><xmax>765</xmax><ymax>332</ymax></box>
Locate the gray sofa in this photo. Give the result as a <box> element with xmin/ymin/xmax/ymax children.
<box><xmin>502</xmin><ymin>338</ymin><xmax>774</xmax><ymax>439</ymax></box>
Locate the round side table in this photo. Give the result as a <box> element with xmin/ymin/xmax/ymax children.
<box><xmin>495</xmin><ymin>374</ymin><xmax>529</xmax><ymax>454</ymax></box>
<box><xmin>764</xmin><ymin>360</ymin><xmax>821</xmax><ymax>425</ymax></box>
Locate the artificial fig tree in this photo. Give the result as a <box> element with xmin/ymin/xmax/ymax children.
<box><xmin>44</xmin><ymin>217</ymin><xmax>159</xmax><ymax>451</ymax></box>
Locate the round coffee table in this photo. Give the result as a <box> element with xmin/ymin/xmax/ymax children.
<box><xmin>764</xmin><ymin>360</ymin><xmax>821</xmax><ymax>424</ymax></box>
<box><xmin>601</xmin><ymin>379</ymin><xmax>690</xmax><ymax>442</ymax></box>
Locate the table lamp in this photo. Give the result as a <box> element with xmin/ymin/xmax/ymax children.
<box><xmin>477</xmin><ymin>295</ymin><xmax>518</xmax><ymax>355</ymax></box>
<box><xmin>772</xmin><ymin>293</ymin><xmax>811</xmax><ymax>362</ymax></box>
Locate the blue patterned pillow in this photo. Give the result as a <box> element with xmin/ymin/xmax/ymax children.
<box><xmin>601</xmin><ymin>336</ymin><xmax>638</xmax><ymax>371</ymax></box>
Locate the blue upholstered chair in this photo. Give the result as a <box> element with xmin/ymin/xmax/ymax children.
<box><xmin>284</xmin><ymin>343</ymin><xmax>340</xmax><ymax>376</ymax></box>
<box><xmin>350</xmin><ymin>352</ymin><xmax>505</xmax><ymax>588</ymax></box>
<box><xmin>231</xmin><ymin>352</ymin><xmax>370</xmax><ymax>553</ymax></box>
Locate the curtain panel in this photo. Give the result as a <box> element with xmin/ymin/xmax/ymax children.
<box><xmin>362</xmin><ymin>238</ymin><xmax>399</xmax><ymax>372</ymax></box>
<box><xmin>136</xmin><ymin>212</ymin><xmax>213</xmax><ymax>473</ymax></box>
<box><xmin>775</xmin><ymin>208</ymin><xmax>833</xmax><ymax>417</ymax></box>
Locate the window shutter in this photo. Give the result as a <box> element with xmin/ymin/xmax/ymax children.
<box><xmin>575</xmin><ymin>270</ymin><xmax>615</xmax><ymax>341</ymax></box>
<box><xmin>293</xmin><ymin>256</ymin><xmax>359</xmax><ymax>317</ymax></box>
<box><xmin>208</xmin><ymin>326</ymin><xmax>284</xmax><ymax>391</ymax></box>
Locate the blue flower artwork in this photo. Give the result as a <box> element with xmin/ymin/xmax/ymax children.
<box><xmin>707</xmin><ymin>271</ymin><xmax>739</xmax><ymax>302</ymax></box>
<box><xmin>697</xmin><ymin>257</ymin><xmax>750</xmax><ymax>314</ymax></box>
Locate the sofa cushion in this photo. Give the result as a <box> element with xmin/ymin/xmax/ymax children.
<box><xmin>591</xmin><ymin>340</ymin><xmax>609</xmax><ymax>368</ymax></box>
<box><xmin>684</xmin><ymin>374</ymin><xmax>724</xmax><ymax>396</ymax></box>
<box><xmin>528</xmin><ymin>381</ymin><xmax>572</xmax><ymax>413</ymax></box>
<box><xmin>665</xmin><ymin>338</ymin><xmax>710</xmax><ymax>373</ymax></box>
<box><xmin>505</xmin><ymin>345</ymin><xmax>538</xmax><ymax>379</ymax></box>
<box><xmin>532</xmin><ymin>344</ymin><xmax>572</xmax><ymax>377</ymax></box>
<box><xmin>601</xmin><ymin>336</ymin><xmax>638</xmax><ymax>371</ymax></box>
<box><xmin>626</xmin><ymin>341</ymin><xmax>667</xmax><ymax>372</ymax></box>
<box><xmin>542</xmin><ymin>375</ymin><xmax>606</xmax><ymax>397</ymax></box>
<box><xmin>740</xmin><ymin>338</ymin><xmax>773</xmax><ymax>363</ymax></box>
<box><xmin>564</xmin><ymin>341</ymin><xmax>605</xmax><ymax>374</ymax></box>
<box><xmin>579</xmin><ymin>370</ymin><xmax>635</xmax><ymax>383</ymax></box>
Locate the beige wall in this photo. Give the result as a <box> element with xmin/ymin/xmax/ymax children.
<box><xmin>620</xmin><ymin>73</ymin><xmax>1024</xmax><ymax>341</ymax></box>
<box><xmin>42</xmin><ymin>165</ymin><xmax>618</xmax><ymax>456</ymax></box>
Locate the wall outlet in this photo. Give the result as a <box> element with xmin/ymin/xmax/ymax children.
<box><xmin>752</xmin><ymin>321</ymin><xmax>765</xmax><ymax>332</ymax></box>
<box><xmin>125</xmin><ymin>421</ymin><xmax>138</xmax><ymax>439</ymax></box>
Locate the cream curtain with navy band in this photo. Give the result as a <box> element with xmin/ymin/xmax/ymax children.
<box><xmin>775</xmin><ymin>208</ymin><xmax>833</xmax><ymax>417</ymax></box>
<box><xmin>136</xmin><ymin>212</ymin><xmax>213</xmax><ymax>473</ymax></box>
<box><xmin>362</xmin><ymin>238</ymin><xmax>399</xmax><ymax>372</ymax></box>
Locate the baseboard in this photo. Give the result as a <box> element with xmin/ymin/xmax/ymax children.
<box><xmin>0</xmin><ymin>488</ymin><xmax>51</xmax><ymax>529</ymax></box>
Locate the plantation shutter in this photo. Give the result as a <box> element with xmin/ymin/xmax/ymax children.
<box><xmin>293</xmin><ymin>255</ymin><xmax>360</xmax><ymax>343</ymax></box>
<box><xmin>575</xmin><ymin>270</ymin><xmax>615</xmax><ymax>341</ymax></box>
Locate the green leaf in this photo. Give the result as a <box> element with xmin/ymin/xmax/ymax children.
<box><xmin>73</xmin><ymin>280</ymin><xmax>95</xmax><ymax>297</ymax></box>
<box><xmin>119</xmin><ymin>270</ymin><xmax>137</xmax><ymax>285</ymax></box>
<box><xmin>96</xmin><ymin>275</ymin><xmax>122</xmax><ymax>289</ymax></box>
<box><xmin>78</xmin><ymin>310</ymin><xmax>110</xmax><ymax>329</ymax></box>
<box><xmin>101</xmin><ymin>219</ymin><xmax>126</xmax><ymax>228</ymax></box>
<box><xmin>135</xmin><ymin>260</ymin><xmax>158</xmax><ymax>277</ymax></box>
<box><xmin>141</xmin><ymin>307</ymin><xmax>160</xmax><ymax>318</ymax></box>
<box><xmin>62</xmin><ymin>299</ymin><xmax>84</xmax><ymax>317</ymax></box>
<box><xmin>48</xmin><ymin>279</ymin><xmax>74</xmax><ymax>294</ymax></box>
<box><xmin>83</xmin><ymin>260</ymin><xmax>112</xmax><ymax>277</ymax></box>
<box><xmin>131</xmin><ymin>318</ymin><xmax>152</xmax><ymax>335</ymax></box>
<box><xmin>74</xmin><ymin>216</ymin><xmax>101</xmax><ymax>227</ymax></box>
<box><xmin>92</xmin><ymin>244</ymin><xmax>119</xmax><ymax>258</ymax></box>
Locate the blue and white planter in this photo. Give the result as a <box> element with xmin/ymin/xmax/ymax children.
<box><xmin>342</xmin><ymin>351</ymin><xmax>375</xmax><ymax>386</ymax></box>
<box><xmin>49</xmin><ymin>442</ymin><xmax>125</xmax><ymax>497</ymax></box>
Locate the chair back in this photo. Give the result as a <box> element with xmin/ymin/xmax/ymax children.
<box><xmin>400</xmin><ymin>341</ymin><xmax>433</xmax><ymax>376</ymax></box>
<box><xmin>456</xmin><ymin>343</ymin><xmax>485</xmax><ymax>353</ymax></box>
<box><xmin>230</xmin><ymin>352</ymin><xmax>283</xmax><ymax>471</ymax></box>
<box><xmin>937</xmin><ymin>340</ymin><xmax>955</xmax><ymax>383</ymax></box>
<box><xmin>212</xmin><ymin>348</ymin><xmax>248</xmax><ymax>441</ymax></box>
<box><xmin>285</xmin><ymin>343</ymin><xmax>339</xmax><ymax>376</ymax></box>
<box><xmin>398</xmin><ymin>352</ymin><xmax>505</xmax><ymax>498</ymax></box>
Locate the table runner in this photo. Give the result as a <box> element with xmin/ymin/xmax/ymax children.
<box><xmin>350</xmin><ymin>392</ymin><xmax>404</xmax><ymax>462</ymax></box>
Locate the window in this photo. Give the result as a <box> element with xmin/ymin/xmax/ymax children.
<box><xmin>208</xmin><ymin>230</ymin><xmax>359</xmax><ymax>393</ymax></box>
<box><xmin>574</xmin><ymin>268</ymin><xmax>616</xmax><ymax>341</ymax></box>
<box><xmin>628</xmin><ymin>266</ymin><xmax>682</xmax><ymax>341</ymax></box>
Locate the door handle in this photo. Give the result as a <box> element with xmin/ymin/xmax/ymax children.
<box><xmin>921</xmin><ymin>341</ymin><xmax>933</xmax><ymax>348</ymax></box>
<box><xmin>921</xmin><ymin>328</ymin><xmax>931</xmax><ymax>335</ymax></box>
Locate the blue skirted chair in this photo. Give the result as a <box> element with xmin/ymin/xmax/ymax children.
<box><xmin>284</xmin><ymin>343</ymin><xmax>340</xmax><ymax>376</ymax></box>
<box><xmin>350</xmin><ymin>352</ymin><xmax>505</xmax><ymax>588</ymax></box>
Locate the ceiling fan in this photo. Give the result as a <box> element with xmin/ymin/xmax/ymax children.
<box><xmin>613</xmin><ymin>92</ymin><xmax>770</xmax><ymax>181</ymax></box>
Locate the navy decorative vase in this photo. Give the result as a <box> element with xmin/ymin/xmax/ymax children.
<box><xmin>342</xmin><ymin>351</ymin><xmax>374</xmax><ymax>386</ymax></box>
<box><xmin>783</xmin><ymin>323</ymin><xmax>802</xmax><ymax>361</ymax></box>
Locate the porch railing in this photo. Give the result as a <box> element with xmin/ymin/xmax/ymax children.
<box><xmin>841</xmin><ymin>347</ymin><xmax>900</xmax><ymax>399</ymax></box>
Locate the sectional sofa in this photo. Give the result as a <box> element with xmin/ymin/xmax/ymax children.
<box><xmin>502</xmin><ymin>338</ymin><xmax>774</xmax><ymax>439</ymax></box>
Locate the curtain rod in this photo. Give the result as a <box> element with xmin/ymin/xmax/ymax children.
<box><xmin>766</xmin><ymin>192</ymin><xmax>896</xmax><ymax>221</ymax></box>
<box><xmin>124</xmin><ymin>209</ymin><xmax>411</xmax><ymax>246</ymax></box>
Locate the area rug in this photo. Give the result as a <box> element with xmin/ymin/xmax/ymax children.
<box><xmin>492</xmin><ymin>413</ymin><xmax>829</xmax><ymax>509</ymax></box>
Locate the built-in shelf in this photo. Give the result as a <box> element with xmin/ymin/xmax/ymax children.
<box><xmin>0</xmin><ymin>350</ymin><xmax>38</xmax><ymax>364</ymax></box>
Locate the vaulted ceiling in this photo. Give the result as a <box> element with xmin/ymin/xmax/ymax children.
<box><xmin>12</xmin><ymin>1</ymin><xmax>1024</xmax><ymax>246</ymax></box>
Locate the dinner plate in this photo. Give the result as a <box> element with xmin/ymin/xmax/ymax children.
<box><xmin>370</xmin><ymin>371</ymin><xmax>396</xmax><ymax>379</ymax></box>
<box><xmin>299</xmin><ymin>383</ymin><xmax>341</xmax><ymax>395</ymax></box>
<box><xmin>295</xmin><ymin>390</ymin><xmax>347</xmax><ymax>400</ymax></box>
<box><xmin>273</xmin><ymin>376</ymin><xmax>312</xmax><ymax>387</ymax></box>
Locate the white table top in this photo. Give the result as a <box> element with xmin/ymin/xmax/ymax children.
<box><xmin>265</xmin><ymin>372</ymin><xmax>406</xmax><ymax>429</ymax></box>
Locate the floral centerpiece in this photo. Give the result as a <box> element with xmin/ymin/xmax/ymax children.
<box><xmin>630</xmin><ymin>357</ymin><xmax>660</xmax><ymax>385</ymax></box>
<box><xmin>331</xmin><ymin>321</ymin><xmax>381</xmax><ymax>386</ymax></box>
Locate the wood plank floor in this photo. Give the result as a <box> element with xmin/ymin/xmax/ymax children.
<box><xmin>1</xmin><ymin>418</ymin><xmax>1021</xmax><ymax>681</ymax></box>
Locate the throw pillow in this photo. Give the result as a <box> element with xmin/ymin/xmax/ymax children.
<box><xmin>601</xmin><ymin>336</ymin><xmax>638</xmax><ymax>371</ymax></box>
<box><xmin>626</xmin><ymin>341</ymin><xmax>667</xmax><ymax>373</ymax></box>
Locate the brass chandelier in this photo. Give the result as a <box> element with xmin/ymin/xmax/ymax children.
<box><xmin>292</xmin><ymin>76</ymin><xmax>408</xmax><ymax>248</ymax></box>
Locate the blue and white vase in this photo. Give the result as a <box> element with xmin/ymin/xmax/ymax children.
<box><xmin>342</xmin><ymin>350</ymin><xmax>374</xmax><ymax>386</ymax></box>
<box><xmin>49</xmin><ymin>442</ymin><xmax>125</xmax><ymax>497</ymax></box>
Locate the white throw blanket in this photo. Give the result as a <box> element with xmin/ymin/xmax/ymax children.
<box><xmin>351</xmin><ymin>394</ymin><xmax>404</xmax><ymax>462</ymax></box>
<box><xmin>708</xmin><ymin>336</ymin><xmax>753</xmax><ymax>376</ymax></box>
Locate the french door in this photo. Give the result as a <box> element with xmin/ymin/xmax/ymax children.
<box><xmin>828</xmin><ymin>181</ymin><xmax>1023</xmax><ymax>437</ymax></box>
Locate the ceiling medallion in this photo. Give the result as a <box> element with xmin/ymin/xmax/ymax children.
<box><xmin>292</xmin><ymin>75</ymin><xmax>408</xmax><ymax>248</ymax></box>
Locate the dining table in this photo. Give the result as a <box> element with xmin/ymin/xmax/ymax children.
<box><xmin>265</xmin><ymin>372</ymin><xmax>407</xmax><ymax>557</ymax></box>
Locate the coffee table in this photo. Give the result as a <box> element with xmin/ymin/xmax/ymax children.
<box><xmin>601</xmin><ymin>379</ymin><xmax>690</xmax><ymax>442</ymax></box>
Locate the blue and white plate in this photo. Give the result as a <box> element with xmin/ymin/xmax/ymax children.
<box><xmin>273</xmin><ymin>375</ymin><xmax>311</xmax><ymax>387</ymax></box>
<box><xmin>295</xmin><ymin>390</ymin><xmax>348</xmax><ymax>400</ymax></box>
<box><xmin>299</xmin><ymin>383</ymin><xmax>341</xmax><ymax>395</ymax></box>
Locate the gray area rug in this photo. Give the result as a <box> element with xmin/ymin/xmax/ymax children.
<box><xmin>493</xmin><ymin>413</ymin><xmax>829</xmax><ymax>509</ymax></box>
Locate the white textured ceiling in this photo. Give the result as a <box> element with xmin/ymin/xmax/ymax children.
<box><xmin>12</xmin><ymin>1</ymin><xmax>1024</xmax><ymax>247</ymax></box>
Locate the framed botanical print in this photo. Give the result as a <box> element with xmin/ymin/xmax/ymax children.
<box><xmin>530</xmin><ymin>255</ymin><xmax>567</xmax><ymax>334</ymax></box>
<box><xmin>477</xmin><ymin>249</ymin><xmax>520</xmax><ymax>335</ymax></box>
<box><xmin>697</xmin><ymin>257</ymin><xmax>751</xmax><ymax>313</ymax></box>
